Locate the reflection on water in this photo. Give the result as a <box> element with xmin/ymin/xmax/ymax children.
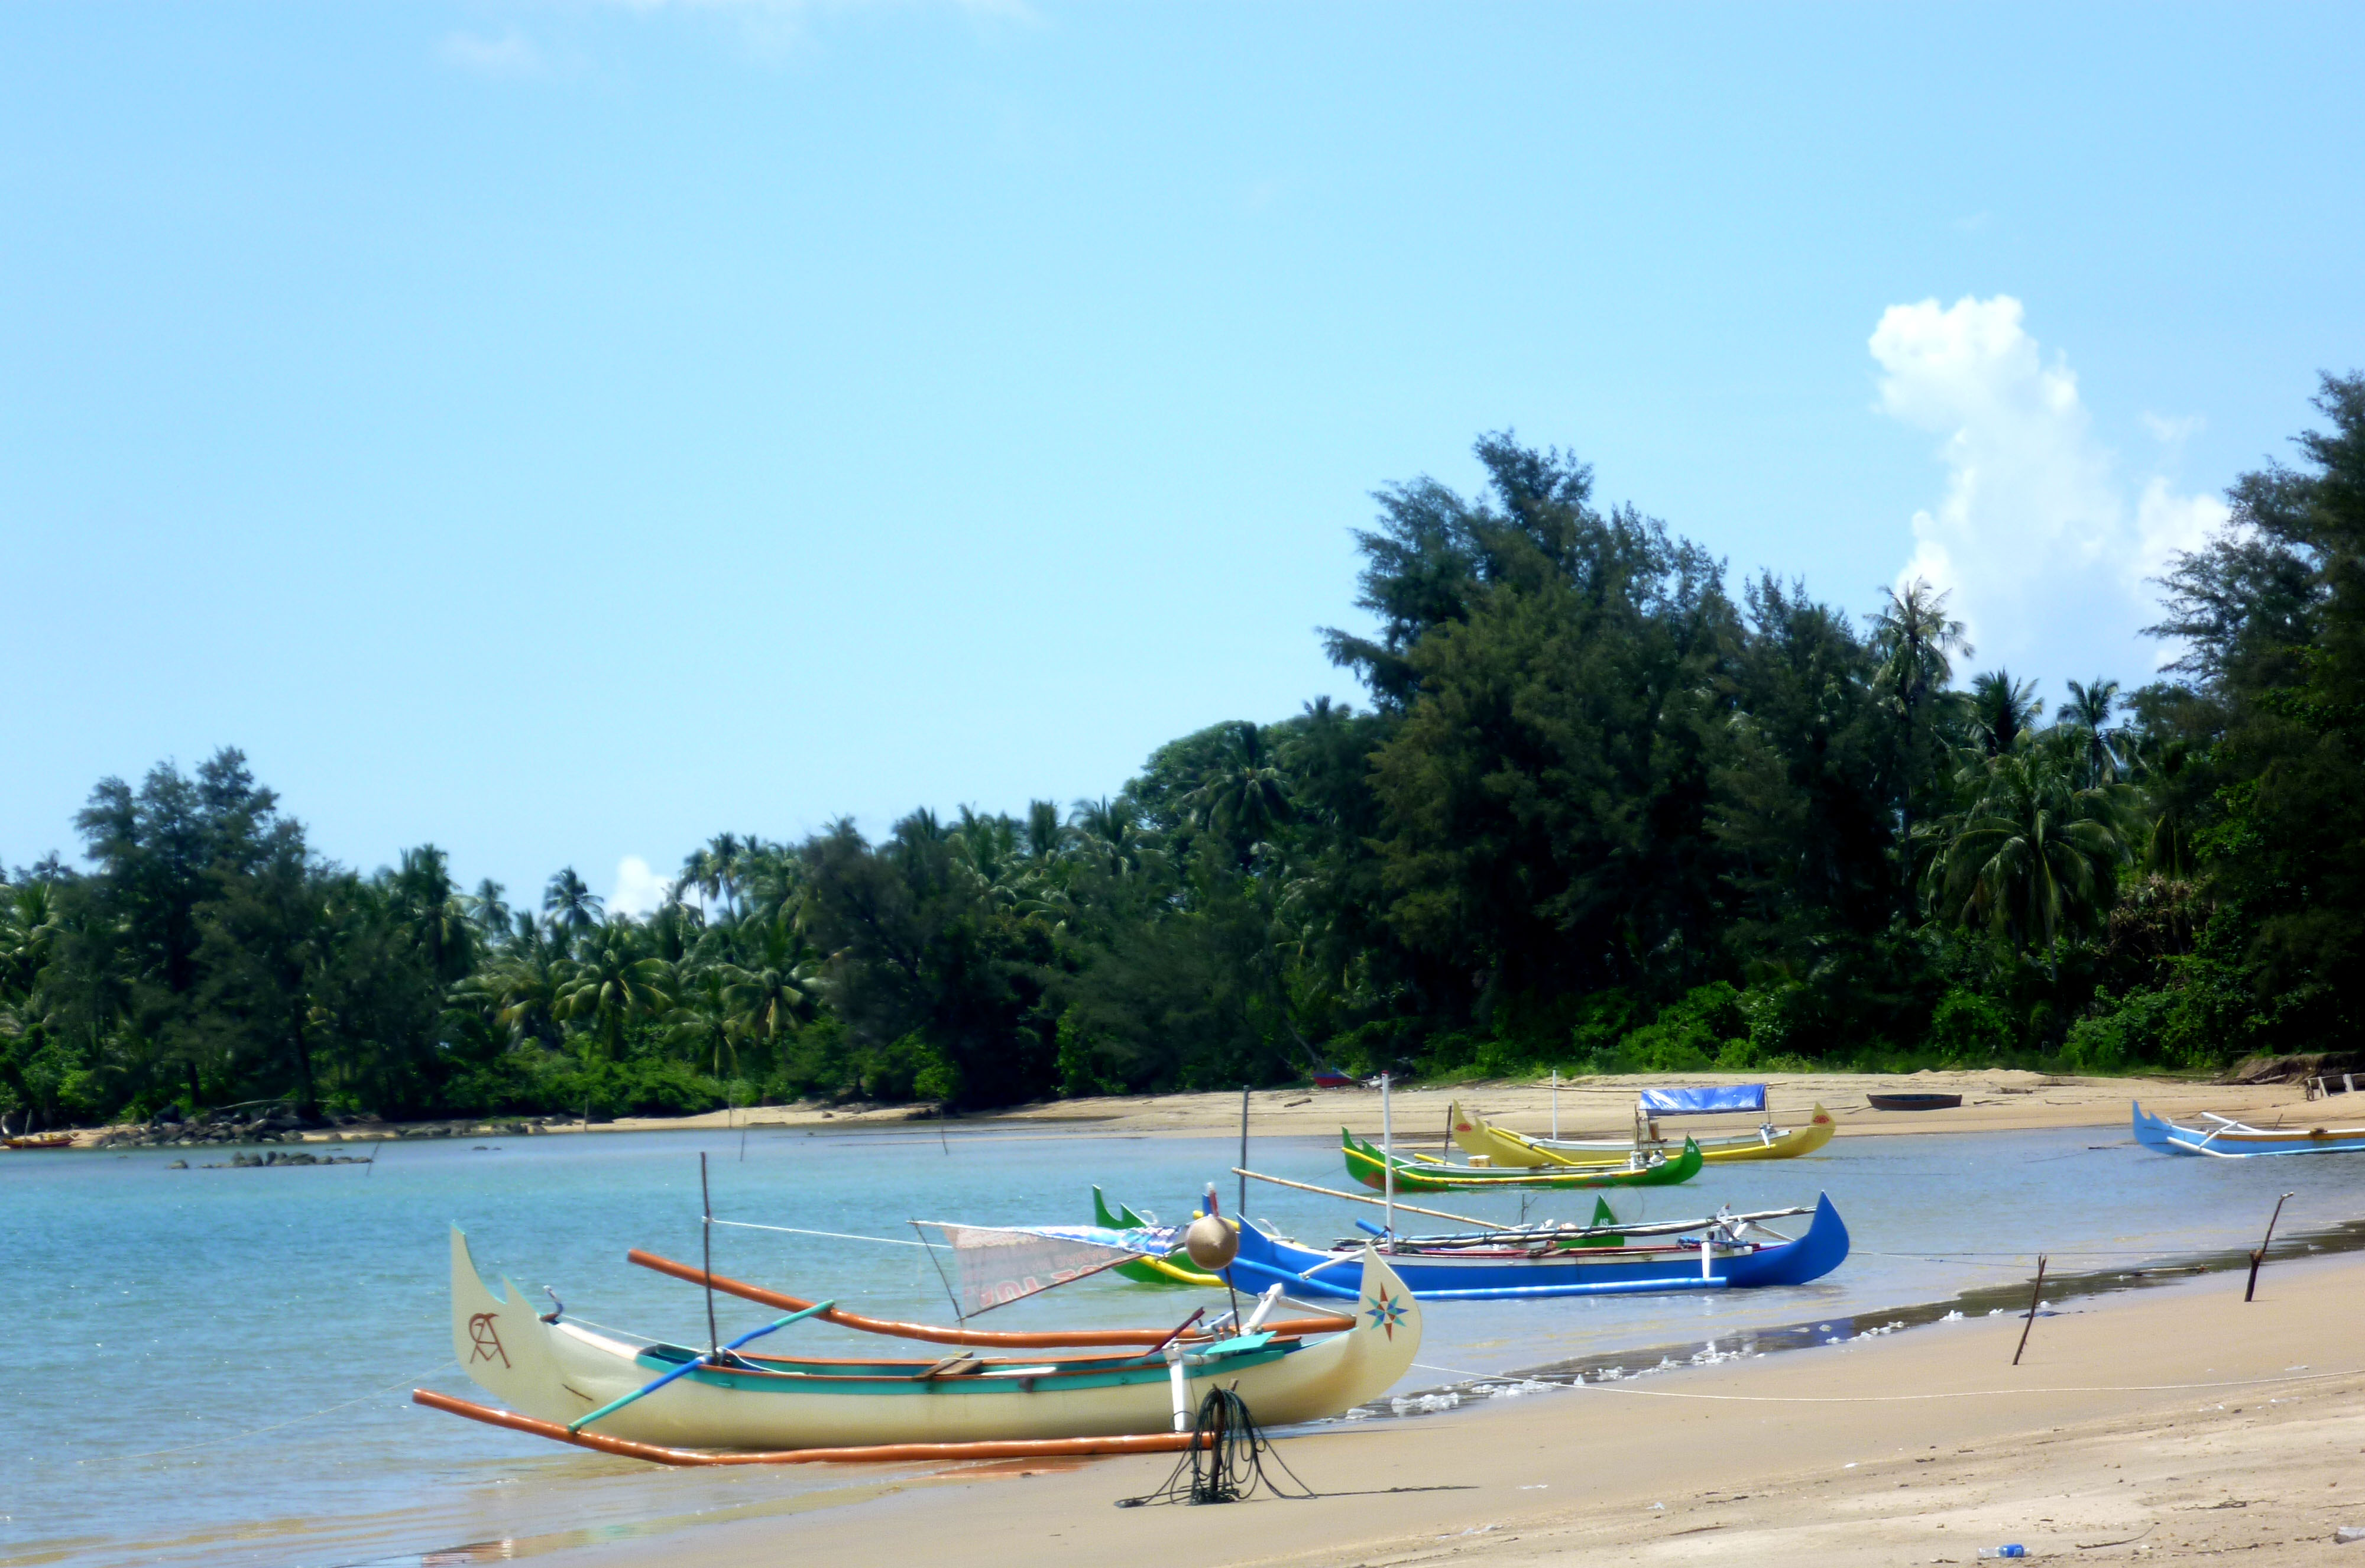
<box><xmin>4</xmin><ymin>1119</ymin><xmax>2360</xmax><ymax>1567</ymax></box>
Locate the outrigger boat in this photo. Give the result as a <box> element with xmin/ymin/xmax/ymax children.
<box><xmin>1343</xmin><ymin>1130</ymin><xmax>1703</xmax><ymax>1192</ymax></box>
<box><xmin>1450</xmin><ymin>1087</ymin><xmax>1835</xmax><ymax>1168</ymax></box>
<box><xmin>1224</xmin><ymin>1195</ymin><xmax>1848</xmax><ymax>1302</ymax></box>
<box><xmin>421</xmin><ymin>1224</ymin><xmax>1418</xmax><ymax>1457</ymax></box>
<box><xmin>2</xmin><ymin>1133</ymin><xmax>74</xmax><ymax>1150</ymax></box>
<box><xmin>1090</xmin><ymin>1187</ymin><xmax>1224</xmax><ymax>1286</ymax></box>
<box><xmin>2133</xmin><ymin>1102</ymin><xmax>2365</xmax><ymax>1158</ymax></box>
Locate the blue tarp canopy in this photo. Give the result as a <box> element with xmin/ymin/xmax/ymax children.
<box><xmin>1638</xmin><ymin>1085</ymin><xmax>1767</xmax><ymax>1116</ymax></box>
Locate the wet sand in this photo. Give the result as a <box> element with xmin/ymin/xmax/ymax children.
<box><xmin>561</xmin><ymin>1249</ymin><xmax>2365</xmax><ymax>1567</ymax></box>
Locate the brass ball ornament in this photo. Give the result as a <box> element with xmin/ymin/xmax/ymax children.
<box><xmin>1183</xmin><ymin>1212</ymin><xmax>1239</xmax><ymax>1271</ymax></box>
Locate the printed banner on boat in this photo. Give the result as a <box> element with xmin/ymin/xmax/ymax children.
<box><xmin>912</xmin><ymin>1223</ymin><xmax>1176</xmax><ymax>1317</ymax></box>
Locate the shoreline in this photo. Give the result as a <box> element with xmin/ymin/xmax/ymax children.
<box><xmin>45</xmin><ymin>1068</ymin><xmax>2339</xmax><ymax>1151</ymax></box>
<box><xmin>542</xmin><ymin>1248</ymin><xmax>2365</xmax><ymax>1568</ymax></box>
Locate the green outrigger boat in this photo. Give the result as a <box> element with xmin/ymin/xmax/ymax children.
<box><xmin>1090</xmin><ymin>1185</ymin><xmax>1224</xmax><ymax>1286</ymax></box>
<box><xmin>1343</xmin><ymin>1129</ymin><xmax>1703</xmax><ymax>1192</ymax></box>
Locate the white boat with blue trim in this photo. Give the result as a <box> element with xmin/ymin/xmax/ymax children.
<box><xmin>429</xmin><ymin>1225</ymin><xmax>1420</xmax><ymax>1453</ymax></box>
<box><xmin>2132</xmin><ymin>1101</ymin><xmax>2365</xmax><ymax>1158</ymax></box>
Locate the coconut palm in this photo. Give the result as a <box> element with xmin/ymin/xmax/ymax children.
<box><xmin>464</xmin><ymin>878</ymin><xmax>511</xmax><ymax>941</ymax></box>
<box><xmin>1966</xmin><ymin>670</ymin><xmax>2044</xmax><ymax>757</ymax></box>
<box><xmin>2061</xmin><ymin>677</ymin><xmax>2123</xmax><ymax>788</ymax></box>
<box><xmin>554</xmin><ymin>924</ymin><xmax>675</xmax><ymax>1060</ymax></box>
<box><xmin>1921</xmin><ymin>747</ymin><xmax>2128</xmax><ymax>951</ymax></box>
<box><xmin>1023</xmin><ymin>799</ymin><xmax>1068</xmax><ymax>862</ymax></box>
<box><xmin>1070</xmin><ymin>796</ymin><xmax>1151</xmax><ymax>879</ymax></box>
<box><xmin>717</xmin><ymin>913</ymin><xmax>816</xmax><ymax>1058</ymax></box>
<box><xmin>1185</xmin><ymin>722</ymin><xmax>1293</xmax><ymax>849</ymax></box>
<box><xmin>543</xmin><ymin>866</ymin><xmax>604</xmax><ymax>935</ymax></box>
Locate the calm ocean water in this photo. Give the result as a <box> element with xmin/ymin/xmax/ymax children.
<box><xmin>5</xmin><ymin>1116</ymin><xmax>2360</xmax><ymax>1568</ymax></box>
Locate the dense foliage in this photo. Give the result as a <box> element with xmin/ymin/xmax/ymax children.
<box><xmin>8</xmin><ymin>381</ymin><xmax>2362</xmax><ymax>1125</ymax></box>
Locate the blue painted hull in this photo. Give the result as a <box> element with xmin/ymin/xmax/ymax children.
<box><xmin>2133</xmin><ymin>1101</ymin><xmax>2365</xmax><ymax>1158</ymax></box>
<box><xmin>1226</xmin><ymin>1193</ymin><xmax>1849</xmax><ymax>1301</ymax></box>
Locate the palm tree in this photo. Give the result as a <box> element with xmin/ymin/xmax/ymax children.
<box><xmin>2061</xmin><ymin>677</ymin><xmax>2123</xmax><ymax>788</ymax></box>
<box><xmin>1869</xmin><ymin>579</ymin><xmax>1972</xmax><ymax>844</ymax></box>
<box><xmin>395</xmin><ymin>845</ymin><xmax>475</xmax><ymax>984</ymax></box>
<box><xmin>1966</xmin><ymin>670</ymin><xmax>2043</xmax><ymax>757</ymax></box>
<box><xmin>665</xmin><ymin>964</ymin><xmax>742</xmax><ymax>1079</ymax></box>
<box><xmin>1185</xmin><ymin>722</ymin><xmax>1293</xmax><ymax>850</ymax></box>
<box><xmin>1921</xmin><ymin>747</ymin><xmax>2128</xmax><ymax>953</ymax></box>
<box><xmin>464</xmin><ymin>878</ymin><xmax>511</xmax><ymax>940</ymax></box>
<box><xmin>717</xmin><ymin>913</ymin><xmax>816</xmax><ymax>1061</ymax></box>
<box><xmin>1070</xmin><ymin>796</ymin><xmax>1149</xmax><ymax>878</ymax></box>
<box><xmin>1023</xmin><ymin>799</ymin><xmax>1068</xmax><ymax>862</ymax></box>
<box><xmin>554</xmin><ymin>923</ymin><xmax>675</xmax><ymax>1061</ymax></box>
<box><xmin>543</xmin><ymin>866</ymin><xmax>604</xmax><ymax>935</ymax></box>
<box><xmin>2126</xmin><ymin>733</ymin><xmax>2198</xmax><ymax>878</ymax></box>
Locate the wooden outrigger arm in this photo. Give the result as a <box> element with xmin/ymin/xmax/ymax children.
<box><xmin>626</xmin><ymin>1248</ymin><xmax>1353</xmax><ymax>1346</ymax></box>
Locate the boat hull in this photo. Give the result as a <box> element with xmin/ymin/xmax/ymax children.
<box><xmin>1224</xmin><ymin>1194</ymin><xmax>1848</xmax><ymax>1302</ymax></box>
<box><xmin>2133</xmin><ymin>1101</ymin><xmax>2365</xmax><ymax>1158</ymax></box>
<box><xmin>448</xmin><ymin>1227</ymin><xmax>1417</xmax><ymax>1450</ymax></box>
<box><xmin>1343</xmin><ymin>1132</ymin><xmax>1702</xmax><ymax>1191</ymax></box>
<box><xmin>1090</xmin><ymin>1187</ymin><xmax>1223</xmax><ymax>1286</ymax></box>
<box><xmin>1449</xmin><ymin>1103</ymin><xmax>1835</xmax><ymax>1167</ymax></box>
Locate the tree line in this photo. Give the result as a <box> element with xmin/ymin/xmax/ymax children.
<box><xmin>6</xmin><ymin>377</ymin><xmax>2361</xmax><ymax>1125</ymax></box>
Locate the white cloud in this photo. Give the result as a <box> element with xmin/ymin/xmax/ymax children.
<box><xmin>2142</xmin><ymin>410</ymin><xmax>2205</xmax><ymax>446</ymax></box>
<box><xmin>440</xmin><ymin>28</ymin><xmax>543</xmax><ymax>77</ymax></box>
<box><xmin>1870</xmin><ymin>294</ymin><xmax>2229</xmax><ymax>674</ymax></box>
<box><xmin>608</xmin><ymin>856</ymin><xmax>675</xmax><ymax>918</ymax></box>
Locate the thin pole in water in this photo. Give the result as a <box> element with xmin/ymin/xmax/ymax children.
<box><xmin>1381</xmin><ymin>1072</ymin><xmax>1395</xmax><ymax>1248</ymax></box>
<box><xmin>2245</xmin><ymin>1191</ymin><xmax>2295</xmax><ymax>1303</ymax></box>
<box><xmin>2011</xmin><ymin>1254</ymin><xmax>2047</xmax><ymax>1366</ymax></box>
<box><xmin>700</xmin><ymin>1151</ymin><xmax>720</xmax><ymax>1360</ymax></box>
<box><xmin>1237</xmin><ymin>1085</ymin><xmax>1250</xmax><ymax>1221</ymax></box>
<box><xmin>1551</xmin><ymin>1068</ymin><xmax>1559</xmax><ymax>1140</ymax></box>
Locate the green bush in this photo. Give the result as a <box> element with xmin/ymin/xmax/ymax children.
<box><xmin>1925</xmin><ymin>988</ymin><xmax>2016</xmax><ymax>1064</ymax></box>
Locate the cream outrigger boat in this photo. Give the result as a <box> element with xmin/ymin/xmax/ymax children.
<box><xmin>420</xmin><ymin>1226</ymin><xmax>1420</xmax><ymax>1460</ymax></box>
<box><xmin>1452</xmin><ymin>1085</ymin><xmax>1834</xmax><ymax>1168</ymax></box>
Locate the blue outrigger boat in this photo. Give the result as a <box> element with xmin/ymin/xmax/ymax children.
<box><xmin>1223</xmin><ymin>1194</ymin><xmax>1849</xmax><ymax>1302</ymax></box>
<box><xmin>2133</xmin><ymin>1101</ymin><xmax>2365</xmax><ymax>1158</ymax></box>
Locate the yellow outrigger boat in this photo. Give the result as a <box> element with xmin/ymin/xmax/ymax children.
<box><xmin>1452</xmin><ymin>1088</ymin><xmax>1833</xmax><ymax>1168</ymax></box>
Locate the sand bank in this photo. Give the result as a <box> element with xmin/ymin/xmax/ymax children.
<box><xmin>600</xmin><ymin>1069</ymin><xmax>2330</xmax><ymax>1145</ymax></box>
<box><xmin>558</xmin><ymin>1250</ymin><xmax>2365</xmax><ymax>1568</ymax></box>
<box><xmin>57</xmin><ymin>1068</ymin><xmax>2341</xmax><ymax>1148</ymax></box>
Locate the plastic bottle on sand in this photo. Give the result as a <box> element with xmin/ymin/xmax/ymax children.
<box><xmin>1975</xmin><ymin>1549</ymin><xmax>2027</xmax><ymax>1560</ymax></box>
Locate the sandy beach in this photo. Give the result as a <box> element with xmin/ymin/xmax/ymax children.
<box><xmin>574</xmin><ymin>1068</ymin><xmax>2330</xmax><ymax>1145</ymax></box>
<box><xmin>557</xmin><ymin>1250</ymin><xmax>2365</xmax><ymax>1568</ymax></box>
<box><xmin>55</xmin><ymin>1068</ymin><xmax>2347</xmax><ymax>1151</ymax></box>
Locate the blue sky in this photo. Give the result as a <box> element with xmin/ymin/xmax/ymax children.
<box><xmin>5</xmin><ymin>2</ymin><xmax>2360</xmax><ymax>912</ymax></box>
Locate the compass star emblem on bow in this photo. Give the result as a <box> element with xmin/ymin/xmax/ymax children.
<box><xmin>1365</xmin><ymin>1290</ymin><xmax>1408</xmax><ymax>1339</ymax></box>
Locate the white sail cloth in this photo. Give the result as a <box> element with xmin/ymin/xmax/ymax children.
<box><xmin>911</xmin><ymin>1222</ymin><xmax>1181</xmax><ymax>1316</ymax></box>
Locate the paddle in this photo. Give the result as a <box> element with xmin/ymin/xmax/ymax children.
<box><xmin>568</xmin><ymin>1300</ymin><xmax>835</xmax><ymax>1433</ymax></box>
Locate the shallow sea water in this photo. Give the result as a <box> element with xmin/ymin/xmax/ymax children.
<box><xmin>4</xmin><ymin>1116</ymin><xmax>2361</xmax><ymax>1567</ymax></box>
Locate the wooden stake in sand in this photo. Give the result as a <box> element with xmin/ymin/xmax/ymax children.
<box><xmin>2012</xmin><ymin>1254</ymin><xmax>2047</xmax><ymax>1366</ymax></box>
<box><xmin>2244</xmin><ymin>1191</ymin><xmax>2295</xmax><ymax>1303</ymax></box>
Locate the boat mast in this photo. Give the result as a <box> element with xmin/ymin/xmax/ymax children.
<box><xmin>1381</xmin><ymin>1071</ymin><xmax>1395</xmax><ymax>1248</ymax></box>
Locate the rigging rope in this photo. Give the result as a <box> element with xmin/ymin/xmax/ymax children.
<box><xmin>710</xmin><ymin>1218</ymin><xmax>928</xmax><ymax>1247</ymax></box>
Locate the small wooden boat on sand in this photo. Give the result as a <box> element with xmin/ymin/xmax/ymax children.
<box><xmin>1867</xmin><ymin>1093</ymin><xmax>1961</xmax><ymax>1112</ymax></box>
<box><xmin>1450</xmin><ymin>1091</ymin><xmax>1834</xmax><ymax>1168</ymax></box>
<box><xmin>422</xmin><ymin>1225</ymin><xmax>1418</xmax><ymax>1457</ymax></box>
<box><xmin>2</xmin><ymin>1133</ymin><xmax>74</xmax><ymax>1149</ymax></box>
<box><xmin>1343</xmin><ymin>1130</ymin><xmax>1702</xmax><ymax>1192</ymax></box>
<box><xmin>2133</xmin><ymin>1102</ymin><xmax>2365</xmax><ymax>1158</ymax></box>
